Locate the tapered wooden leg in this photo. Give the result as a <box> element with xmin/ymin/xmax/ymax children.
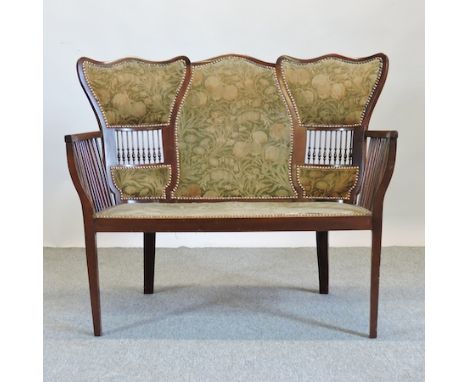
<box><xmin>316</xmin><ymin>231</ymin><xmax>329</xmax><ymax>294</ymax></box>
<box><xmin>369</xmin><ymin>226</ymin><xmax>382</xmax><ymax>338</ymax></box>
<box><xmin>144</xmin><ymin>232</ymin><xmax>156</xmax><ymax>294</ymax></box>
<box><xmin>84</xmin><ymin>225</ymin><xmax>101</xmax><ymax>336</ymax></box>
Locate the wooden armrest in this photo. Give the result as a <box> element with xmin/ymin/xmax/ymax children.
<box><xmin>365</xmin><ymin>130</ymin><xmax>398</xmax><ymax>139</ymax></box>
<box><xmin>65</xmin><ymin>131</ymin><xmax>113</xmax><ymax>217</ymax></box>
<box><xmin>64</xmin><ymin>131</ymin><xmax>102</xmax><ymax>143</ymax></box>
<box><xmin>358</xmin><ymin>131</ymin><xmax>398</xmax><ymax>214</ymax></box>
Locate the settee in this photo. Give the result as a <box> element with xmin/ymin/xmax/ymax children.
<box><xmin>65</xmin><ymin>53</ymin><xmax>397</xmax><ymax>337</ymax></box>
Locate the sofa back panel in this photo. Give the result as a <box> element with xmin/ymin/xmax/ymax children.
<box><xmin>278</xmin><ymin>55</ymin><xmax>384</xmax><ymax>127</ymax></box>
<box><xmin>77</xmin><ymin>54</ymin><xmax>388</xmax><ymax>203</ymax></box>
<box><xmin>81</xmin><ymin>58</ymin><xmax>188</xmax><ymax>127</ymax></box>
<box><xmin>78</xmin><ymin>57</ymin><xmax>191</xmax><ymax>202</ymax></box>
<box><xmin>173</xmin><ymin>57</ymin><xmax>297</xmax><ymax>199</ymax></box>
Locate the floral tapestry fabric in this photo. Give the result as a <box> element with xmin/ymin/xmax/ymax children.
<box><xmin>83</xmin><ymin>59</ymin><xmax>187</xmax><ymax>126</ymax></box>
<box><xmin>280</xmin><ymin>57</ymin><xmax>382</xmax><ymax>126</ymax></box>
<box><xmin>111</xmin><ymin>165</ymin><xmax>171</xmax><ymax>200</ymax></box>
<box><xmin>95</xmin><ymin>201</ymin><xmax>371</xmax><ymax>219</ymax></box>
<box><xmin>173</xmin><ymin>58</ymin><xmax>295</xmax><ymax>199</ymax></box>
<box><xmin>298</xmin><ymin>166</ymin><xmax>359</xmax><ymax>199</ymax></box>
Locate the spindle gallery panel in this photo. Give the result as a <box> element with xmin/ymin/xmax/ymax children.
<box><xmin>114</xmin><ymin>129</ymin><xmax>164</xmax><ymax>165</ymax></box>
<box><xmin>304</xmin><ymin>129</ymin><xmax>354</xmax><ymax>166</ymax></box>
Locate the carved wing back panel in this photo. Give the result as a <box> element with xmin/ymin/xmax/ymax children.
<box><xmin>78</xmin><ymin>57</ymin><xmax>189</xmax><ymax>201</ymax></box>
<box><xmin>277</xmin><ymin>54</ymin><xmax>387</xmax><ymax>200</ymax></box>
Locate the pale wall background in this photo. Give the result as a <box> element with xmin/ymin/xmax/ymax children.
<box><xmin>44</xmin><ymin>0</ymin><xmax>424</xmax><ymax>247</ymax></box>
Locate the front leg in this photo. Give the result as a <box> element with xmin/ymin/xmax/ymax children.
<box><xmin>369</xmin><ymin>225</ymin><xmax>382</xmax><ymax>338</ymax></box>
<box><xmin>84</xmin><ymin>224</ymin><xmax>102</xmax><ymax>336</ymax></box>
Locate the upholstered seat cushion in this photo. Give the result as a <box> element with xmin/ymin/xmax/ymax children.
<box><xmin>94</xmin><ymin>201</ymin><xmax>370</xmax><ymax>219</ymax></box>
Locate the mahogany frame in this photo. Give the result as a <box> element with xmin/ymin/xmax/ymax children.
<box><xmin>66</xmin><ymin>53</ymin><xmax>397</xmax><ymax>338</ymax></box>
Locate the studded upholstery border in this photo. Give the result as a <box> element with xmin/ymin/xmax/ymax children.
<box><xmin>172</xmin><ymin>57</ymin><xmax>296</xmax><ymax>199</ymax></box>
<box><xmin>82</xmin><ymin>59</ymin><xmax>187</xmax><ymax>127</ymax></box>
<box><xmin>95</xmin><ymin>200</ymin><xmax>371</xmax><ymax>219</ymax></box>
<box><xmin>279</xmin><ymin>57</ymin><xmax>383</xmax><ymax>126</ymax></box>
<box><xmin>297</xmin><ymin>166</ymin><xmax>359</xmax><ymax>200</ymax></box>
<box><xmin>110</xmin><ymin>165</ymin><xmax>171</xmax><ymax>200</ymax></box>
<box><xmin>77</xmin><ymin>54</ymin><xmax>387</xmax><ymax>203</ymax></box>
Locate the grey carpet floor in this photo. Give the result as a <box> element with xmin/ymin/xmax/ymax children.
<box><xmin>44</xmin><ymin>247</ymin><xmax>424</xmax><ymax>381</ymax></box>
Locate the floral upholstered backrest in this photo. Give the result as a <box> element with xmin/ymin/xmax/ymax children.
<box><xmin>81</xmin><ymin>58</ymin><xmax>188</xmax><ymax>127</ymax></box>
<box><xmin>278</xmin><ymin>55</ymin><xmax>384</xmax><ymax>127</ymax></box>
<box><xmin>78</xmin><ymin>54</ymin><xmax>387</xmax><ymax>202</ymax></box>
<box><xmin>172</xmin><ymin>56</ymin><xmax>297</xmax><ymax>199</ymax></box>
<box><xmin>277</xmin><ymin>54</ymin><xmax>387</xmax><ymax>201</ymax></box>
<box><xmin>78</xmin><ymin>57</ymin><xmax>189</xmax><ymax>201</ymax></box>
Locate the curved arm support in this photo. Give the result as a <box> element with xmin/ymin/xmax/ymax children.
<box><xmin>358</xmin><ymin>130</ymin><xmax>398</xmax><ymax>221</ymax></box>
<box><xmin>65</xmin><ymin>131</ymin><xmax>114</xmax><ymax>219</ymax></box>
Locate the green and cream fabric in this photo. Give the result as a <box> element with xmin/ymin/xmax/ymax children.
<box><xmin>297</xmin><ymin>166</ymin><xmax>359</xmax><ymax>200</ymax></box>
<box><xmin>173</xmin><ymin>58</ymin><xmax>295</xmax><ymax>199</ymax></box>
<box><xmin>95</xmin><ymin>201</ymin><xmax>370</xmax><ymax>219</ymax></box>
<box><xmin>111</xmin><ymin>165</ymin><xmax>171</xmax><ymax>199</ymax></box>
<box><xmin>280</xmin><ymin>57</ymin><xmax>382</xmax><ymax>126</ymax></box>
<box><xmin>83</xmin><ymin>59</ymin><xmax>187</xmax><ymax>126</ymax></box>
<box><xmin>80</xmin><ymin>55</ymin><xmax>386</xmax><ymax>202</ymax></box>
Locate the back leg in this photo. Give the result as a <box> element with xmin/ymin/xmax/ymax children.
<box><xmin>144</xmin><ymin>232</ymin><xmax>156</xmax><ymax>294</ymax></box>
<box><xmin>316</xmin><ymin>231</ymin><xmax>329</xmax><ymax>294</ymax></box>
